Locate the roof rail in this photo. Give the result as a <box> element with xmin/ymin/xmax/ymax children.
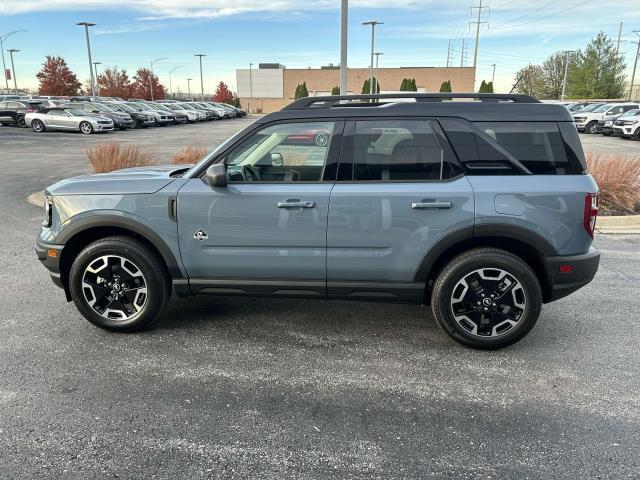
<box><xmin>283</xmin><ymin>93</ymin><xmax>540</xmax><ymax>110</ymax></box>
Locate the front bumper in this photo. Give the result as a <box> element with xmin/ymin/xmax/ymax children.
<box><xmin>543</xmin><ymin>247</ymin><xmax>600</xmax><ymax>303</ymax></box>
<box><xmin>35</xmin><ymin>237</ymin><xmax>65</xmax><ymax>291</ymax></box>
<box><xmin>596</xmin><ymin>122</ymin><xmax>613</xmax><ymax>134</ymax></box>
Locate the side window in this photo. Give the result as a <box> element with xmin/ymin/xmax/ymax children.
<box><xmin>225</xmin><ymin>121</ymin><xmax>337</xmax><ymax>182</ymax></box>
<box><xmin>609</xmin><ymin>106</ymin><xmax>624</xmax><ymax>115</ymax></box>
<box><xmin>339</xmin><ymin>119</ymin><xmax>452</xmax><ymax>181</ymax></box>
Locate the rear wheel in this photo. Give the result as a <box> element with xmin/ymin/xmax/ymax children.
<box><xmin>80</xmin><ymin>121</ymin><xmax>94</xmax><ymax>134</ymax></box>
<box><xmin>31</xmin><ymin>119</ymin><xmax>45</xmax><ymax>133</ymax></box>
<box><xmin>634</xmin><ymin>127</ymin><xmax>640</xmax><ymax>141</ymax></box>
<box><xmin>69</xmin><ymin>236</ymin><xmax>170</xmax><ymax>331</ymax></box>
<box><xmin>431</xmin><ymin>248</ymin><xmax>542</xmax><ymax>350</ymax></box>
<box><xmin>16</xmin><ymin>115</ymin><xmax>26</xmax><ymax>128</ymax></box>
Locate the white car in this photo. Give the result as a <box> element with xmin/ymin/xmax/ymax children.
<box><xmin>572</xmin><ymin>103</ymin><xmax>639</xmax><ymax>134</ymax></box>
<box><xmin>162</xmin><ymin>103</ymin><xmax>200</xmax><ymax>123</ymax></box>
<box><xmin>25</xmin><ymin>107</ymin><xmax>114</xmax><ymax>134</ymax></box>
<box><xmin>612</xmin><ymin>110</ymin><xmax>640</xmax><ymax>139</ymax></box>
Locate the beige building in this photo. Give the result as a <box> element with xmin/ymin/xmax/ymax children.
<box><xmin>236</xmin><ymin>64</ymin><xmax>476</xmax><ymax>113</ymax></box>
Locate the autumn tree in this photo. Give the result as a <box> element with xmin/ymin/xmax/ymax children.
<box><xmin>36</xmin><ymin>56</ymin><xmax>82</xmax><ymax>96</ymax></box>
<box><xmin>130</xmin><ymin>68</ymin><xmax>166</xmax><ymax>100</ymax></box>
<box><xmin>97</xmin><ymin>66</ymin><xmax>132</xmax><ymax>98</ymax></box>
<box><xmin>213</xmin><ymin>81</ymin><xmax>235</xmax><ymax>104</ymax></box>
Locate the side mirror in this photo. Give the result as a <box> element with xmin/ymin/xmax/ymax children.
<box><xmin>205</xmin><ymin>163</ymin><xmax>227</xmax><ymax>187</ymax></box>
<box><xmin>271</xmin><ymin>152</ymin><xmax>283</xmax><ymax>167</ymax></box>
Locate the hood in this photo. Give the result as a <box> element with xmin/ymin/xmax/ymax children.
<box><xmin>45</xmin><ymin>165</ymin><xmax>187</xmax><ymax>196</ymax></box>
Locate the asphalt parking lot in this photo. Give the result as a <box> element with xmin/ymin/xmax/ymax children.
<box><xmin>1</xmin><ymin>121</ymin><xmax>640</xmax><ymax>479</ymax></box>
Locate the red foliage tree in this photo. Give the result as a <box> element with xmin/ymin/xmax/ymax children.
<box><xmin>97</xmin><ymin>66</ymin><xmax>132</xmax><ymax>98</ymax></box>
<box><xmin>129</xmin><ymin>68</ymin><xmax>166</xmax><ymax>100</ymax></box>
<box><xmin>212</xmin><ymin>81</ymin><xmax>235</xmax><ymax>104</ymax></box>
<box><xmin>36</xmin><ymin>56</ymin><xmax>82</xmax><ymax>96</ymax></box>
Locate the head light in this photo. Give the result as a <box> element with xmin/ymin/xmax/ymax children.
<box><xmin>43</xmin><ymin>194</ymin><xmax>53</xmax><ymax>227</ymax></box>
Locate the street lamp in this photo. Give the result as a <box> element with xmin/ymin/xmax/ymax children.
<box><xmin>168</xmin><ymin>66</ymin><xmax>182</xmax><ymax>99</ymax></box>
<box><xmin>76</xmin><ymin>22</ymin><xmax>97</xmax><ymax>100</ymax></box>
<box><xmin>187</xmin><ymin>78</ymin><xmax>193</xmax><ymax>98</ymax></box>
<box><xmin>249</xmin><ymin>62</ymin><xmax>253</xmax><ymax>114</ymax></box>
<box><xmin>362</xmin><ymin>20</ymin><xmax>383</xmax><ymax>95</ymax></box>
<box><xmin>149</xmin><ymin>57</ymin><xmax>167</xmax><ymax>101</ymax></box>
<box><xmin>194</xmin><ymin>54</ymin><xmax>206</xmax><ymax>101</ymax></box>
<box><xmin>374</xmin><ymin>52</ymin><xmax>383</xmax><ymax>93</ymax></box>
<box><xmin>93</xmin><ymin>61</ymin><xmax>102</xmax><ymax>95</ymax></box>
<box><xmin>7</xmin><ymin>49</ymin><xmax>19</xmax><ymax>95</ymax></box>
<box><xmin>1</xmin><ymin>30</ymin><xmax>27</xmax><ymax>93</ymax></box>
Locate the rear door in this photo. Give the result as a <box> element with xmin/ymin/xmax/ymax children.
<box><xmin>326</xmin><ymin>117</ymin><xmax>474</xmax><ymax>302</ymax></box>
<box><xmin>0</xmin><ymin>102</ymin><xmax>12</xmax><ymax>122</ymax></box>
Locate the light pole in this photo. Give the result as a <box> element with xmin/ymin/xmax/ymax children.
<box><xmin>1</xmin><ymin>30</ymin><xmax>26</xmax><ymax>94</ymax></box>
<box><xmin>194</xmin><ymin>54</ymin><xmax>206</xmax><ymax>101</ymax></box>
<box><xmin>93</xmin><ymin>61</ymin><xmax>102</xmax><ymax>95</ymax></box>
<box><xmin>362</xmin><ymin>20</ymin><xmax>383</xmax><ymax>95</ymax></box>
<box><xmin>491</xmin><ymin>63</ymin><xmax>496</xmax><ymax>84</ymax></box>
<box><xmin>340</xmin><ymin>0</ymin><xmax>348</xmax><ymax>95</ymax></box>
<box><xmin>629</xmin><ymin>32</ymin><xmax>640</xmax><ymax>101</ymax></box>
<box><xmin>76</xmin><ymin>22</ymin><xmax>97</xmax><ymax>101</ymax></box>
<box><xmin>187</xmin><ymin>78</ymin><xmax>193</xmax><ymax>98</ymax></box>
<box><xmin>249</xmin><ymin>62</ymin><xmax>253</xmax><ymax>113</ymax></box>
<box><xmin>7</xmin><ymin>49</ymin><xmax>19</xmax><ymax>95</ymax></box>
<box><xmin>149</xmin><ymin>57</ymin><xmax>167</xmax><ymax>101</ymax></box>
<box><xmin>168</xmin><ymin>66</ymin><xmax>182</xmax><ymax>99</ymax></box>
<box><xmin>374</xmin><ymin>52</ymin><xmax>383</xmax><ymax>93</ymax></box>
<box><xmin>561</xmin><ymin>50</ymin><xmax>575</xmax><ymax>101</ymax></box>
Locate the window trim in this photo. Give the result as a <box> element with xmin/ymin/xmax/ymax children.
<box><xmin>194</xmin><ymin>118</ymin><xmax>345</xmax><ymax>184</ymax></box>
<box><xmin>335</xmin><ymin>116</ymin><xmax>464</xmax><ymax>184</ymax></box>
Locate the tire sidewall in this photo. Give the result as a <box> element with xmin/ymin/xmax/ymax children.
<box><xmin>32</xmin><ymin>120</ymin><xmax>44</xmax><ymax>133</ymax></box>
<box><xmin>69</xmin><ymin>239</ymin><xmax>167</xmax><ymax>331</ymax></box>
<box><xmin>80</xmin><ymin>121</ymin><xmax>93</xmax><ymax>134</ymax></box>
<box><xmin>433</xmin><ymin>252</ymin><xmax>542</xmax><ymax>349</ymax></box>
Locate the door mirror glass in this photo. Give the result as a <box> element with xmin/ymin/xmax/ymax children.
<box><xmin>205</xmin><ymin>163</ymin><xmax>227</xmax><ymax>187</ymax></box>
<box><xmin>270</xmin><ymin>152</ymin><xmax>283</xmax><ymax>167</ymax></box>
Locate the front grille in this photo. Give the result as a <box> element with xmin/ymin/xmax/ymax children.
<box><xmin>97</xmin><ymin>120</ymin><xmax>111</xmax><ymax>125</ymax></box>
<box><xmin>574</xmin><ymin>117</ymin><xmax>586</xmax><ymax>123</ymax></box>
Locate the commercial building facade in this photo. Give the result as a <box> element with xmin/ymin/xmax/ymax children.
<box><xmin>236</xmin><ymin>64</ymin><xmax>476</xmax><ymax>113</ymax></box>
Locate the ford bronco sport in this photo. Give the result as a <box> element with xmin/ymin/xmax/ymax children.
<box><xmin>36</xmin><ymin>93</ymin><xmax>600</xmax><ymax>349</ymax></box>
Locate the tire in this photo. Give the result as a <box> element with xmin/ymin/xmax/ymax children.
<box><xmin>634</xmin><ymin>128</ymin><xmax>640</xmax><ymax>141</ymax></box>
<box><xmin>431</xmin><ymin>248</ymin><xmax>542</xmax><ymax>350</ymax></box>
<box><xmin>68</xmin><ymin>236</ymin><xmax>170</xmax><ymax>332</ymax></box>
<box><xmin>31</xmin><ymin>119</ymin><xmax>45</xmax><ymax>133</ymax></box>
<box><xmin>131</xmin><ymin>118</ymin><xmax>139</xmax><ymax>129</ymax></box>
<box><xmin>585</xmin><ymin>121</ymin><xmax>598</xmax><ymax>134</ymax></box>
<box><xmin>16</xmin><ymin>115</ymin><xmax>26</xmax><ymax>128</ymax></box>
<box><xmin>80</xmin><ymin>121</ymin><xmax>94</xmax><ymax>135</ymax></box>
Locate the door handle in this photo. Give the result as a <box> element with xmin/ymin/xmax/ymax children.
<box><xmin>412</xmin><ymin>201</ymin><xmax>452</xmax><ymax>210</ymax></box>
<box><xmin>277</xmin><ymin>201</ymin><xmax>315</xmax><ymax>209</ymax></box>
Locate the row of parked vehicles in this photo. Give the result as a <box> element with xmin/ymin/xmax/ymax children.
<box><xmin>0</xmin><ymin>95</ymin><xmax>246</xmax><ymax>134</ymax></box>
<box><xmin>561</xmin><ymin>101</ymin><xmax>640</xmax><ymax>139</ymax></box>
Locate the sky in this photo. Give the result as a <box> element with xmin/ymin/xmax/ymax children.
<box><xmin>1</xmin><ymin>0</ymin><xmax>639</xmax><ymax>95</ymax></box>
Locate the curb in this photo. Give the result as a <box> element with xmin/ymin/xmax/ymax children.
<box><xmin>25</xmin><ymin>191</ymin><xmax>640</xmax><ymax>234</ymax></box>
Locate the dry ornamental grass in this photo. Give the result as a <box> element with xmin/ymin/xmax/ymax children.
<box><xmin>171</xmin><ymin>146</ymin><xmax>208</xmax><ymax>165</ymax></box>
<box><xmin>586</xmin><ymin>152</ymin><xmax>640</xmax><ymax>215</ymax></box>
<box><xmin>86</xmin><ymin>143</ymin><xmax>155</xmax><ymax>173</ymax></box>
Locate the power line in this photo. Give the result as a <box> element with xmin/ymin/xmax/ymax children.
<box><xmin>492</xmin><ymin>0</ymin><xmax>590</xmax><ymax>31</ymax></box>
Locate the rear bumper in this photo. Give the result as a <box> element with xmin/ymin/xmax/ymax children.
<box><xmin>543</xmin><ymin>247</ymin><xmax>600</xmax><ymax>303</ymax></box>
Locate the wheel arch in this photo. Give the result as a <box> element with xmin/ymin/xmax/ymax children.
<box><xmin>415</xmin><ymin>225</ymin><xmax>556</xmax><ymax>304</ymax></box>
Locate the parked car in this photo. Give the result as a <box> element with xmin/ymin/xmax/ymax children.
<box><xmin>612</xmin><ymin>110</ymin><xmax>640</xmax><ymax>139</ymax></box>
<box><xmin>102</xmin><ymin>102</ymin><xmax>155</xmax><ymax>129</ymax></box>
<box><xmin>184</xmin><ymin>102</ymin><xmax>217</xmax><ymax>120</ymax></box>
<box><xmin>124</xmin><ymin>102</ymin><xmax>173</xmax><ymax>126</ymax></box>
<box><xmin>573</xmin><ymin>103</ymin><xmax>626</xmax><ymax>134</ymax></box>
<box><xmin>61</xmin><ymin>101</ymin><xmax>134</xmax><ymax>130</ymax></box>
<box><xmin>0</xmin><ymin>100</ymin><xmax>44</xmax><ymax>127</ymax></box>
<box><xmin>161</xmin><ymin>103</ymin><xmax>200</xmax><ymax>123</ymax></box>
<box><xmin>144</xmin><ymin>102</ymin><xmax>188</xmax><ymax>125</ymax></box>
<box><xmin>26</xmin><ymin>107</ymin><xmax>114</xmax><ymax>134</ymax></box>
<box><xmin>36</xmin><ymin>93</ymin><xmax>600</xmax><ymax>350</ymax></box>
<box><xmin>174</xmin><ymin>103</ymin><xmax>208</xmax><ymax>121</ymax></box>
<box><xmin>596</xmin><ymin>104</ymin><xmax>639</xmax><ymax>135</ymax></box>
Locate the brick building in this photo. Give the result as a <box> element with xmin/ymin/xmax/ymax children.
<box><xmin>236</xmin><ymin>63</ymin><xmax>476</xmax><ymax>113</ymax></box>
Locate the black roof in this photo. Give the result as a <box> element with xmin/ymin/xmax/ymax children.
<box><xmin>259</xmin><ymin>93</ymin><xmax>574</xmax><ymax>123</ymax></box>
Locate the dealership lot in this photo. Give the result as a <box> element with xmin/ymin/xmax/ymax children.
<box><xmin>1</xmin><ymin>121</ymin><xmax>640</xmax><ymax>478</ymax></box>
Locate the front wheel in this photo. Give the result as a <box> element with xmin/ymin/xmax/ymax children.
<box><xmin>17</xmin><ymin>115</ymin><xmax>27</xmax><ymax>128</ymax></box>
<box><xmin>31</xmin><ymin>119</ymin><xmax>45</xmax><ymax>133</ymax></box>
<box><xmin>69</xmin><ymin>236</ymin><xmax>170</xmax><ymax>331</ymax></box>
<box><xmin>634</xmin><ymin>128</ymin><xmax>640</xmax><ymax>141</ymax></box>
<box><xmin>431</xmin><ymin>248</ymin><xmax>542</xmax><ymax>350</ymax></box>
<box><xmin>80</xmin><ymin>121</ymin><xmax>94</xmax><ymax>135</ymax></box>
<box><xmin>585</xmin><ymin>121</ymin><xmax>598</xmax><ymax>134</ymax></box>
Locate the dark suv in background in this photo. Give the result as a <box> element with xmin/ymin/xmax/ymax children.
<box><xmin>0</xmin><ymin>100</ymin><xmax>43</xmax><ymax>128</ymax></box>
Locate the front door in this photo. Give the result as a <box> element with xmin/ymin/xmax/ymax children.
<box><xmin>326</xmin><ymin>118</ymin><xmax>475</xmax><ymax>302</ymax></box>
<box><xmin>177</xmin><ymin>119</ymin><xmax>343</xmax><ymax>297</ymax></box>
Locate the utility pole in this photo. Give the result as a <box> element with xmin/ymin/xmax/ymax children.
<box><xmin>491</xmin><ymin>63</ymin><xmax>496</xmax><ymax>84</ymax></box>
<box><xmin>77</xmin><ymin>22</ymin><xmax>97</xmax><ymax>101</ymax></box>
<box><xmin>187</xmin><ymin>78</ymin><xmax>193</xmax><ymax>98</ymax></box>
<box><xmin>616</xmin><ymin>21</ymin><xmax>623</xmax><ymax>56</ymax></box>
<box><xmin>629</xmin><ymin>32</ymin><xmax>640</xmax><ymax>101</ymax></box>
<box><xmin>470</xmin><ymin>0</ymin><xmax>488</xmax><ymax>69</ymax></box>
<box><xmin>168</xmin><ymin>66</ymin><xmax>182</xmax><ymax>99</ymax></box>
<box><xmin>446</xmin><ymin>40</ymin><xmax>452</xmax><ymax>68</ymax></box>
<box><xmin>93</xmin><ymin>61</ymin><xmax>101</xmax><ymax>95</ymax></box>
<box><xmin>362</xmin><ymin>20</ymin><xmax>383</xmax><ymax>95</ymax></box>
<box><xmin>340</xmin><ymin>0</ymin><xmax>348</xmax><ymax>95</ymax></box>
<box><xmin>249</xmin><ymin>63</ymin><xmax>253</xmax><ymax>113</ymax></box>
<box><xmin>561</xmin><ymin>51</ymin><xmax>575</xmax><ymax>101</ymax></box>
<box><xmin>149</xmin><ymin>57</ymin><xmax>167</xmax><ymax>102</ymax></box>
<box><xmin>1</xmin><ymin>30</ymin><xmax>26</xmax><ymax>94</ymax></box>
<box><xmin>460</xmin><ymin>38</ymin><xmax>466</xmax><ymax>67</ymax></box>
<box><xmin>7</xmin><ymin>49</ymin><xmax>19</xmax><ymax>94</ymax></box>
<box><xmin>194</xmin><ymin>54</ymin><xmax>206</xmax><ymax>101</ymax></box>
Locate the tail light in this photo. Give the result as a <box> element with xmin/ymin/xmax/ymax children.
<box><xmin>583</xmin><ymin>193</ymin><xmax>598</xmax><ymax>238</ymax></box>
<box><xmin>26</xmin><ymin>106</ymin><xmax>38</xmax><ymax>112</ymax></box>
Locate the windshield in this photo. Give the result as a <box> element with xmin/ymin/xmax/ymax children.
<box><xmin>114</xmin><ymin>103</ymin><xmax>135</xmax><ymax>113</ymax></box>
<box><xmin>578</xmin><ymin>104</ymin><xmax>602</xmax><ymax>113</ymax></box>
<box><xmin>178</xmin><ymin>103</ymin><xmax>196</xmax><ymax>111</ymax></box>
<box><xmin>66</xmin><ymin>109</ymin><xmax>88</xmax><ymax>116</ymax></box>
<box><xmin>94</xmin><ymin>103</ymin><xmax>116</xmax><ymax>112</ymax></box>
<box><xmin>621</xmin><ymin>109</ymin><xmax>640</xmax><ymax>118</ymax></box>
<box><xmin>151</xmin><ymin>103</ymin><xmax>171</xmax><ymax>111</ymax></box>
<box><xmin>592</xmin><ymin>104</ymin><xmax>611</xmax><ymax>113</ymax></box>
<box><xmin>126</xmin><ymin>102</ymin><xmax>147</xmax><ymax>111</ymax></box>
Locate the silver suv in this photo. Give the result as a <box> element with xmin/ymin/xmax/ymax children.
<box><xmin>36</xmin><ymin>93</ymin><xmax>600</xmax><ymax>349</ymax></box>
